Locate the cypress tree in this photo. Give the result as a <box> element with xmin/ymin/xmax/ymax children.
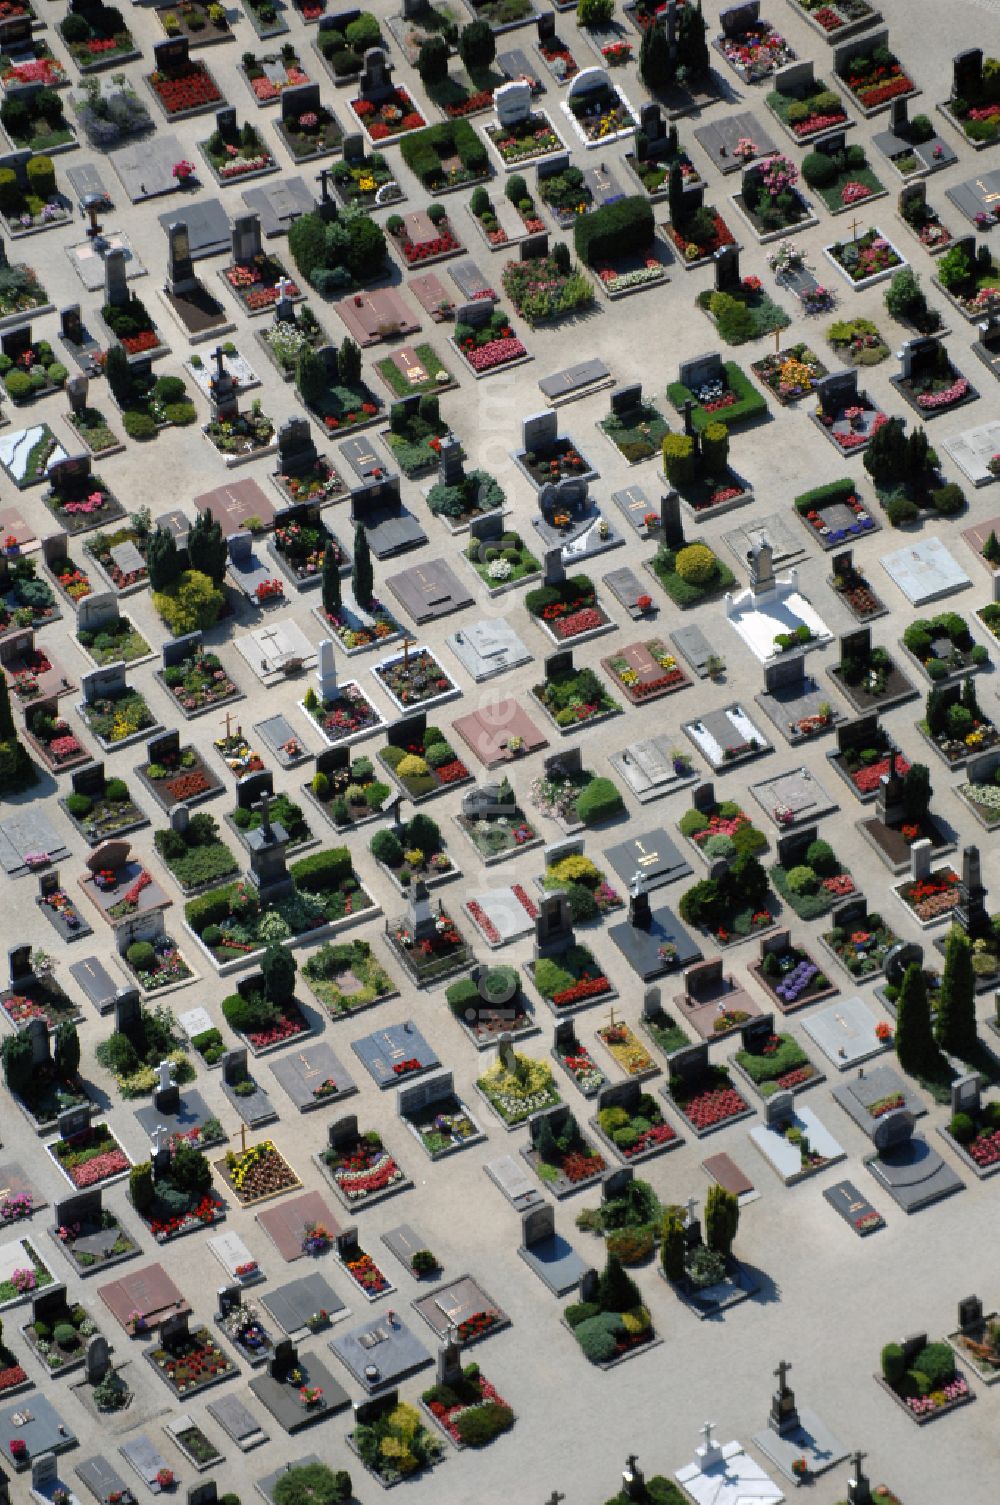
<box><xmin>339</xmin><ymin>336</ymin><xmax>362</xmax><ymax>388</ymax></box>
<box><xmin>352</xmin><ymin>523</ymin><xmax>373</xmax><ymax>609</ymax></box>
<box><xmin>895</xmin><ymin>962</ymin><xmax>943</xmax><ymax>1078</ymax></box>
<box><xmin>596</xmin><ymin>1252</ymin><xmax>641</xmax><ymax>1313</ymax></box>
<box><xmin>187</xmin><ymin>509</ymin><xmax>227</xmax><ymax>587</ymax></box>
<box><xmin>667</xmin><ymin>161</ymin><xmax>684</xmax><ymax>227</ymax></box>
<box><xmin>639</xmin><ymin>17</ymin><xmax>672</xmax><ymax>91</ymax></box>
<box><xmin>146</xmin><ymin>526</ymin><xmax>181</xmax><ymax>591</ymax></box>
<box><xmin>704</xmin><ymin>1185</ymin><xmax>739</xmax><ymax>1255</ymax></box>
<box><xmin>936</xmin><ymin>925</ymin><xmax>977</xmax><ymax>1059</ymax></box>
<box><xmin>321</xmin><ymin>540</ymin><xmax>342</xmax><ymax>615</ymax></box>
<box><xmin>54</xmin><ymin>1020</ymin><xmax>80</xmax><ymax>1079</ymax></box>
<box><xmin>0</xmin><ymin>667</ymin><xmax>14</xmax><ymax>740</ymax></box>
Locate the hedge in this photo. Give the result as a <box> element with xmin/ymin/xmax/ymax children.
<box><xmin>793</xmin><ymin>476</ymin><xmax>857</xmax><ymax>516</ymax></box>
<box><xmin>666</xmin><ymin>361</ymin><xmax>767</xmax><ymax>431</ymax></box>
<box><xmin>399</xmin><ymin>119</ymin><xmax>487</xmax><ymax>188</ymax></box>
<box><xmin>573</xmin><ymin>194</ymin><xmax>654</xmax><ymax>267</ymax></box>
<box><xmin>575</xmin><ymin>776</ymin><xmax>624</xmax><ymax>826</ymax></box>
<box><xmin>290</xmin><ymin>847</ymin><xmax>354</xmax><ymax>892</ymax></box>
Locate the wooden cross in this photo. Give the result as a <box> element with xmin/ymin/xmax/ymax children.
<box><xmin>605</xmin><ymin>1003</ymin><xmax>619</xmax><ymax>1029</ymax></box>
<box><xmin>401</xmin><ymin>635</ymin><xmax>417</xmax><ymax>669</ymax></box>
<box><xmin>221</xmin><ymin>710</ymin><xmax>234</xmax><ymax>741</ymax></box>
<box><xmin>316</xmin><ymin>166</ymin><xmax>332</xmax><ymax>202</ymax></box>
<box><xmin>847</xmin><ymin>215</ymin><xmax>861</xmax><ymax>242</ymax></box>
<box><xmin>773</xmin><ymin>328</ymin><xmax>781</xmax><ymax>353</ymax></box>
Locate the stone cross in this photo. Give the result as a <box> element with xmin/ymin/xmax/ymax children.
<box><xmin>150</xmin><ymin>1123</ymin><xmax>169</xmax><ymax>1155</ymax></box>
<box><xmin>851</xmin><ymin>1450</ymin><xmax>867</xmax><ymax>1477</ymax></box>
<box><xmin>157</xmin><ymin>1059</ymin><xmax>175</xmax><ymax>1092</ymax></box>
<box><xmin>254</xmin><ymin>792</ymin><xmax>273</xmax><ymax>838</ymax></box>
<box><xmin>212</xmin><ymin>345</ymin><xmax>227</xmax><ymax>382</ymax></box>
<box><xmin>774</xmin><ymin>1359</ymin><xmax>792</xmax><ymax>1394</ymax></box>
<box><xmin>316</xmin><ymin>167</ymin><xmax>332</xmax><ymax>202</ymax></box>
<box><xmin>701</xmin><ymin>1421</ymin><xmax>715</xmax><ymax>1451</ymax></box>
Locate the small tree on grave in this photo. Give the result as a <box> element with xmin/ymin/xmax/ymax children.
<box><xmin>667</xmin><ymin>160</ymin><xmax>685</xmax><ymax>228</ymax></box>
<box><xmin>459</xmin><ymin>18</ymin><xmax>495</xmax><ymax>73</ymax></box>
<box><xmin>186</xmin><ymin>508</ymin><xmax>227</xmax><ymax>587</ymax></box>
<box><xmin>901</xmin><ymin>762</ymin><xmax>932</xmax><ymax>825</ymax></box>
<box><xmin>905</xmin><ymin>424</ymin><xmax>930</xmax><ymax>478</ymax></box>
<box><xmin>321</xmin><ymin>540</ymin><xmax>342</xmax><ymax>615</ymax></box>
<box><xmin>936</xmin><ymin>925</ymin><xmax>977</xmax><ymax>1059</ymax></box>
<box><xmin>961</xmin><ymin>673</ymin><xmax>981</xmax><ymax>716</ymax></box>
<box><xmin>105</xmin><ymin>343</ymin><xmax>132</xmax><ymax>405</ymax></box>
<box><xmin>596</xmin><ymin>1251</ymin><xmax>641</xmax><ymax>1313</ymax></box>
<box><xmin>895</xmin><ymin>962</ymin><xmax>944</xmax><ymax>1079</ymax></box>
<box><xmin>660</xmin><ymin>1206</ymin><xmax>686</xmax><ymax>1282</ymax></box>
<box><xmin>982</xmin><ymin>530</ymin><xmax>1000</xmax><ymax>567</ymax></box>
<box><xmin>146</xmin><ymin>526</ymin><xmax>182</xmax><ymax>591</ymax></box>
<box><xmin>704</xmin><ymin>1184</ymin><xmax>739</xmax><ymax>1255</ymax></box>
<box><xmin>677</xmin><ymin>0</ymin><xmax>709</xmax><ymax>76</ymax></box>
<box><xmin>53</xmin><ymin>1020</ymin><xmax>80</xmax><ymax>1079</ymax></box>
<box><xmin>418</xmin><ymin>34</ymin><xmax>449</xmax><ymax>86</ymax></box>
<box><xmin>296</xmin><ymin>347</ymin><xmax>328</xmax><ymax>411</ymax></box>
<box><xmin>640</xmin><ymin>18</ymin><xmax>673</xmax><ymax>91</ymax></box>
<box><xmin>352</xmin><ymin>523</ymin><xmax>374</xmax><ymax>609</ymax></box>
<box><xmin>863</xmin><ymin>416</ymin><xmax>908</xmax><ymax>485</ymax></box>
<box><xmin>0</xmin><ymin>667</ymin><xmax>14</xmax><ymax>741</ymax></box>
<box><xmin>338</xmin><ymin>335</ymin><xmax>362</xmax><ymax>388</ymax></box>
<box><xmin>261</xmin><ymin>942</ymin><xmax>297</xmax><ymax>1006</ymax></box>
<box><xmin>1</xmin><ymin>1030</ymin><xmax>32</xmax><ymax>1095</ymax></box>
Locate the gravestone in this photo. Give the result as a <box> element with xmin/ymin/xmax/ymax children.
<box><xmin>521</xmin><ymin>1201</ymin><xmax>555</xmax><ymax>1247</ymax></box>
<box><xmin>603</xmin><ymin>1165</ymin><xmax>633</xmax><ymax>1200</ymax></box>
<box><xmin>953</xmin><ymin>48</ymin><xmax>983</xmax><ymax>101</ymax></box>
<box><xmin>678</xmin><ymin>352</ymin><xmax>723</xmax><ymax>393</ymax></box>
<box><xmin>343</xmin><ymin>132</ymin><xmax>365</xmax><ymax>163</ymax></box>
<box><xmin>231</xmin><ymin>214</ymin><xmax>262</xmax><ymax>266</ymax></box>
<box><xmin>436</xmin><ymin>1335</ymin><xmax>462</xmax><ymax>1387</ymax></box>
<box><xmin>167</xmin><ymin>221</ymin><xmax>197</xmax><ymax>297</ymax></box>
<box><xmin>871</xmin><ymin>1106</ymin><xmax>916</xmax><ymax>1153</ymax></box>
<box><xmin>955</xmin><ymin>843</ymin><xmax>989</xmax><ymax>938</ymax></box>
<box><xmin>533</xmin><ymin>891</ymin><xmax>573</xmax><ymax>959</ymax></box>
<box><xmin>714</xmin><ymin>244</ymin><xmax>740</xmax><ymax>292</ymax></box>
<box><xmin>104</xmin><ymin>247</ymin><xmax>128</xmax><ymax>308</ymax></box>
<box><xmin>958</xmin><ymin>1294</ymin><xmax>983</xmax><ymax>1331</ymax></box>
<box><xmin>359</xmin><ymin>47</ymin><xmax>393</xmax><ymax>100</ymax></box>
<box><xmin>520</xmin><ymin>231</ymin><xmax>549</xmax><ymax>261</ymax></box>
<box><xmin>32</xmin><ymin>1455</ymin><xmax>58</xmax><ymax>1492</ymax></box>
<box><xmin>495</xmin><ymin>80</ymin><xmax>532</xmax><ymax>127</ymax></box>
<box><xmin>276</xmin><ymin>417</ymin><xmax>316</xmax><ymax>475</ymax></box>
<box><xmin>85</xmin><ymin>1333</ymin><xmax>111</xmax><ymax>1384</ymax></box>
<box><xmin>768</xmin><ymin>1358</ymin><xmax>799</xmax><ymax>1436</ymax></box>
<box><xmin>951</xmin><ymin>1072</ymin><xmax>980</xmax><ymax>1118</ymax></box>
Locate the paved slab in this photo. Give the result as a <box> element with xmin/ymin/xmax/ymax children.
<box><xmin>256</xmin><ymin>1190</ymin><xmax>340</xmax><ymax>1262</ymax></box>
<box><xmin>447</xmin><ymin>618</ymin><xmax>532</xmax><ymax>682</ymax></box>
<box><xmin>261</xmin><ymin>1271</ymin><xmax>345</xmax><ymax>1335</ymax></box>
<box><xmin>329</xmin><ymin>1313</ymin><xmax>433</xmax><ymax>1393</ymax></box>
<box><xmin>352</xmin><ymin>1022</ymin><xmax>440</xmax><ymax>1088</ymax></box>
<box><xmin>880</xmin><ymin>537</ymin><xmax>972</xmax><ymax>605</ymax></box>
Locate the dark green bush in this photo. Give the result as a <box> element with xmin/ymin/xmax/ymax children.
<box><xmin>573</xmin><ymin>195</ymin><xmax>654</xmax><ymax>267</ymax></box>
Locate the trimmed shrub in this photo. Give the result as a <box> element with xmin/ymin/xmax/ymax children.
<box><xmin>675</xmin><ymin>543</ymin><xmax>717</xmax><ymax>584</ymax></box>
<box><xmin>802</xmin><ymin>151</ymin><xmax>836</xmax><ymax>188</ymax></box>
<box><xmin>573</xmin><ymin>195</ymin><xmax>653</xmax><ymax>267</ymax></box>
<box><xmin>575</xmin><ymin>776</ymin><xmax>623</xmax><ymax>826</ymax></box>
<box><xmin>662</xmin><ymin>432</ymin><xmax>696</xmax><ymax>487</ymax></box>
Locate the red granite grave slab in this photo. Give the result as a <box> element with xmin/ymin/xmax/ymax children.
<box><xmin>408</xmin><ymin>272</ymin><xmax>452</xmax><ymax>322</ymax></box>
<box><xmin>191</xmin><ymin>479</ymin><xmax>276</xmax><ymax>538</ymax></box>
<box><xmin>452</xmin><ymin>700</ymin><xmax>549</xmax><ymax>769</ymax></box>
<box><xmin>334</xmin><ymin>288</ymin><xmax>420</xmax><ymax>348</ymax></box>
<box><xmin>256</xmin><ymin>1190</ymin><xmax>340</xmax><ymax>1262</ymax></box>
<box><xmin>702</xmin><ymin>1152</ymin><xmax>755</xmax><ymax>1197</ymax></box>
<box><xmin>99</xmin><ymin>1262</ymin><xmax>189</xmax><ymax>1333</ymax></box>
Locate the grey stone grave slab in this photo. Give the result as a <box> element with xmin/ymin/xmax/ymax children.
<box><xmin>66</xmin><ymin>230</ymin><xmax>145</xmax><ymax>296</ymax></box>
<box><xmin>496</xmin><ymin>47</ymin><xmax>541</xmax><ymax>90</ymax></box>
<box><xmin>723</xmin><ymin>511</ymin><xmax>806</xmax><ymax>571</ymax></box>
<box><xmin>603</xmin><ymin>565</ymin><xmax>647</xmax><ymax>618</ymax></box>
<box><xmin>76</xmin><ymin>1455</ymin><xmax>132</xmax><ymax>1504</ymax></box>
<box><xmin>753</xmin><ymin>1409</ymin><xmax>849</xmax><ymax>1483</ymax></box>
<box><xmin>775</xmin><ymin>259</ymin><xmax>821</xmax><ymax>302</ymax></box>
<box><xmin>872</xmin><ymin>123</ymin><xmax>956</xmax><ymax>173</ymax></box>
<box><xmin>243</xmin><ymin>177</ymin><xmax>316</xmax><ymax>237</ymax></box>
<box><xmin>582</xmin><ymin>162</ymin><xmax>626</xmax><ymax>207</ymax></box>
<box><xmin>257</xmin><ymin>1453</ymin><xmax>324</xmax><ymax>1503</ymax></box>
<box><xmin>351</xmin><ymin>1022</ymin><xmax>439</xmax><ymax>1088</ymax></box>
<box><xmin>330</xmin><ymin>1314</ymin><xmax>433</xmax><ymax>1393</ymax></box>
<box><xmin>610</xmin><ymin>735</ymin><xmax>698</xmax><ymax>803</ymax></box>
<box><xmin>155</xmin><ymin>199</ymin><xmax>230</xmax><ymax>260</ymax></box>
<box><xmin>205</xmin><ymin>1393</ymin><xmax>269</xmax><ymax>1451</ymax></box>
<box><xmin>802</xmin><ymin>997</ymin><xmax>889</xmax><ymax>1070</ymax></box>
<box><xmin>65</xmin><ymin>163</ymin><xmax>113</xmax><ymax>211</ymax></box>
<box><xmin>831</xmin><ymin>1065</ymin><xmax>926</xmax><ymax>1139</ymax></box>
<box><xmin>381</xmin><ymin>1224</ymin><xmax>435</xmax><ymax>1275</ymax></box>
<box><xmin>254</xmin><ymin>714</ymin><xmax>312</xmax><ymax>767</ymax></box>
<box><xmin>0</xmin><ymin>809</ymin><xmax>70</xmax><ymax>877</ymax></box>
<box><xmin>449</xmin><ymin>258</ymin><xmax>495</xmax><ymax>300</ymax></box>
<box><xmin>465</xmin><ymin>885</ymin><xmax>537</xmax><ymax>944</ymax></box>
<box><xmin>670</xmin><ymin>623</ymin><xmax>719</xmax><ymax>678</ymax></box>
<box><xmin>261</xmin><ymin>1273</ymin><xmax>345</xmax><ymax>1337</ymax></box>
<box><xmin>865</xmin><ymin>1134</ymin><xmax>964</xmax><ymax>1213</ymax></box>
<box><xmin>519</xmin><ymin>1227</ymin><xmax>587</xmax><ymax>1296</ymax></box>
<box><xmin>947</xmin><ymin>171</ymin><xmax>1000</xmax><ymax>227</ymax></box>
<box><xmin>943</xmin><ymin>421</ymin><xmax>1000</xmax><ymax>487</ymax></box>
<box><xmin>880</xmin><ymin>536</ymin><xmax>971</xmax><ymax>606</ymax></box>
<box><xmin>221</xmin><ymin>1071</ymin><xmax>276</xmax><ymax>1129</ymax></box>
<box><xmin>387</xmin><ymin>558</ymin><xmax>474</xmax><ymax>625</ymax></box>
<box><xmin>134</xmin><ymin>1088</ymin><xmax>218</xmax><ymax>1142</ymax></box>
<box><xmin>606</xmin><ymin>830</ymin><xmax>693</xmax><ymax>890</ymax></box>
<box><xmin>447</xmin><ymin>619</ymin><xmax>532</xmax><ymax>683</ymax></box>
<box><xmin>249</xmin><ymin>1353</ymin><xmax>350</xmax><ymax>1431</ymax></box>
<box><xmin>750</xmin><ymin>767</ymin><xmax>838</xmax><ymax>827</ymax></box>
<box><xmin>609</xmin><ymin>902</ymin><xmax>702</xmax><ymax>982</ymax></box>
<box><xmin>484</xmin><ymin>1154</ymin><xmax>544</xmax><ymax>1211</ymax></box>
<box><xmin>269</xmin><ymin>1042</ymin><xmax>357</xmax><ymax>1113</ymax></box>
<box><xmin>538</xmin><ymin>358</ymin><xmax>612</xmax><ymax>404</ymax></box>
<box><xmin>0</xmin><ymin>1394</ymin><xmax>74</xmax><ymax>1463</ymax></box>
<box><xmin>340</xmin><ymin>433</ymin><xmax>390</xmax><ymax>482</ymax></box>
<box><xmin>611</xmin><ymin>484</ymin><xmax>654</xmax><ymax>537</ymax></box>
<box><xmin>823</xmin><ymin>1178</ymin><xmax>885</xmax><ymax>1236</ymax></box>
<box><xmin>119</xmin><ymin>1436</ymin><xmax>170</xmax><ymax>1492</ymax></box>
<box><xmin>694</xmin><ymin>111</ymin><xmax>778</xmax><ymax>174</ymax></box>
<box><xmin>109</xmin><ymin>136</ymin><xmax>189</xmax><ymax>204</ymax></box>
<box><xmin>68</xmin><ymin>956</ymin><xmax>119</xmax><ymax>1015</ymax></box>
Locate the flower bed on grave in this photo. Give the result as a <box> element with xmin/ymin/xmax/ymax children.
<box><xmin>44</xmin><ymin>476</ymin><xmax>122</xmax><ymax>537</ymax></box>
<box><xmin>6</xmin><ymin>1041</ymin><xmax>89</xmax><ymax>1128</ymax></box>
<box><xmin>214</xmin><ymin>732</ymin><xmax>266</xmax><ymax>776</ymax></box>
<box><xmin>455</xmin><ymin>786</ymin><xmax>538</xmax><ymax>864</ymax></box>
<box><xmin>464</xmin><ymin>530</ymin><xmax>539</xmax><ymax>590</ymax></box>
<box><xmin>826</xmin><ymin>228</ymin><xmax>904</xmax><ymax>286</ymax></box>
<box><xmin>477</xmin><ymin>1052</ymin><xmax>561</xmax><ymax>1125</ymax></box>
<box><xmin>94</xmin><ymin>1005</ymin><xmax>193</xmax><ymax>1095</ymax></box>
<box><xmin>503</xmin><ymin>249</ymin><xmax>594</xmax><ymax>325</ymax></box>
<box><xmin>331</xmin><ymin>152</ymin><xmax>401</xmax><ymax>210</ymax></box>
<box><xmin>599</xmin><ymin>401</ymin><xmax>670</xmax><ymax>462</ymax></box>
<box><xmin>129</xmin><ymin>1148</ymin><xmax>224</xmax><ymax>1241</ymax></box>
<box><xmin>277</xmin><ymin>455</ymin><xmax>344</xmax><ymax>505</ymax></box>
<box><xmin>322</xmin><ymin>594</ymin><xmax>401</xmax><ymax>651</ymax></box>
<box><xmin>526</xmin><ymin>1110</ymin><xmax>606</xmax><ymax>1191</ymax></box>
<box><xmin>836</xmin><ymin>42</ymin><xmax>916</xmax><ymax>112</ymax></box>
<box><xmin>484</xmin><ymin>112</ymin><xmax>563</xmax><ymax>166</ymax></box>
<box><xmin>452</xmin><ymin>306</ymin><xmax>528</xmax><ymax>375</ymax></box>
<box><xmin>445</xmin><ymin>967</ymin><xmax>532</xmax><ymax>1041</ymax></box>
<box><xmin>666</xmin><ymin>203</ymin><xmax>737</xmax><ymax>266</ymax></box>
<box><xmin>923</xmin><ymin>680</ymin><xmax>1000</xmax><ymax>765</ymax></box>
<box><xmin>202</xmin><ymin>119</ymin><xmax>276</xmax><ymax>182</ymax></box>
<box><xmin>0</xmin><ymin>1239</ymin><xmax>51</xmax><ymax>1304</ymax></box>
<box><xmin>55</xmin><ymin>1204</ymin><xmax>138</xmax><ymax>1273</ymax></box>
<box><xmin>83</xmin><ymin>522</ymin><xmax>149</xmax><ymax>592</ymax></box>
<box><xmin>143</xmin><ymin>744</ymin><xmax>220</xmax><ymax>809</ymax></box>
<box><xmin>304</xmin><ymin>939</ymin><xmax>395</xmax><ymax>1017</ymax></box>
<box><xmin>352</xmin><ymin>1399</ymin><xmax>442</xmax><ymax>1481</ymax></box>
<box><xmin>470</xmin><ymin>183</ymin><xmax>544</xmax><ymax>246</ymax></box>
<box><xmin>50</xmin><ymin>552</ymin><xmax>93</xmax><ymax>604</ymax></box>
<box><xmin>602</xmin><ymin>641</ymin><xmax>687</xmax><ymax>702</ymax></box>
<box><xmin>554</xmin><ymin>1029</ymin><xmax>606</xmax><ymax>1094</ymax></box>
<box><xmin>0</xmin><ymin>560</ymin><xmax>57</xmax><ymax>632</ymax></box>
<box><xmin>225</xmin><ymin>252</ymin><xmax>298</xmax><ymax>315</ymax></box>
<box><xmin>187</xmin><ymin>857</ymin><xmax>373</xmax><ymax>963</ymax></box>
<box><xmin>754</xmin><ymin>942</ymin><xmax>834</xmax><ymax>1009</ymax></box>
<box><xmin>679</xmin><ymin>799</ymin><xmax>767</xmax><ymax>859</ymax></box>
<box><xmin>697</xmin><ymin>274</ymin><xmax>790</xmax><ymax>346</ymax></box>
<box><xmin>380</xmin><ymin>726</ymin><xmax>470</xmax><ymax>799</ymax></box>
<box><xmin>734</xmin><ymin>1032</ymin><xmax>819</xmax><ymax>1097</ymax></box>
<box><xmin>400</xmin><ymin>119</ymin><xmax>489</xmax><ymax>194</ymax></box>
<box><xmin>387</xmin><ymin>208</ymin><xmax>461</xmax><ymax>266</ymax></box>
<box><xmin>538</xmin><ymin>163</ymin><xmax>592</xmax><ymax>225</ymax></box>
<box><xmin>321</xmin><ymin>1127</ymin><xmax>405</xmax><ymax>1204</ymax></box>
<box><xmin>563</xmin><ymin>1258</ymin><xmax>656</xmax><ymax>1366</ymax></box>
<box><xmin>371</xmin><ymin>814</ymin><xmax>455</xmax><ymax>890</ymax></box>
<box><xmin>77</xmin><ymin>615</ymin><xmax>150</xmax><ymax>667</ymax></box>
<box><xmin>50</xmin><ymin>1123</ymin><xmax>129</xmax><ymax>1189</ymax></box>
<box><xmin>896</xmin><ymin>868</ymin><xmax>961</xmax><ymax>924</ymax></box>
<box><xmin>149</xmin><ymin>1325</ymin><xmax>237</xmax><ymax>1396</ymax></box>
<box><xmin>0</xmin><ymin>264</ymin><xmax>48</xmax><ymax>324</ymax></box>
<box><xmin>678</xmin><ymin>854</ymin><xmax>775</xmax><ymax>946</ymax></box>
<box><xmin>148</xmin><ymin>60</ymin><xmax>222</xmax><ymax>115</ymax></box>
<box><xmin>752</xmin><ymin>344</ymin><xmax>829</xmax><ymax>404</ymax></box>
<box><xmin>736</xmin><ymin>155</ymin><xmax>814</xmax><ymax>238</ymax></box>
<box><xmin>25</xmin><ymin>703</ymin><xmax>86</xmax><ymax>770</ymax></box>
<box><xmin>162</xmin><ymin>648</ymin><xmax>239</xmax><ymax>715</ymax></box>
<box><xmin>804</xmin><ymin>145</ymin><xmax>886</xmax><ymax>214</ymax></box>
<box><xmin>0</xmin><ymin>1194</ymin><xmax>33</xmax><ymax>1229</ymax></box>
<box><xmin>821</xmin><ymin>912</ymin><xmax>899</xmax><ymax>978</ymax></box>
<box><xmin>718</xmin><ymin>16</ymin><xmax>794</xmax><ymax>80</ymax></box>
<box><xmin>351</xmin><ymin>90</ymin><xmax>425</xmax><ymax>143</ymax></box>
<box><xmin>793</xmin><ymin>478</ymin><xmax>875</xmax><ymax>546</ymax></box>
<box><xmin>222</xmin><ymin>982</ymin><xmax>309</xmax><ymax>1050</ymax></box>
<box><xmin>260</xmin><ymin>302</ymin><xmax>325</xmax><ymax>377</ymax></box>
<box><xmin>879</xmin><ymin>1337</ymin><xmax>971</xmax><ymax>1420</ymax></box>
<box><xmin>529</xmin><ymin>764</ymin><xmax>624</xmax><ymax>828</ymax></box>
<box><xmin>231</xmin><ymin>791</ymin><xmax>312</xmax><ymax>850</ymax></box>
<box><xmin>957</xmin><ymin>762</ymin><xmax>1000</xmax><ymax>828</ymax></box>
<box><xmin>1</xmin><ymin>975</ymin><xmax>80</xmax><ymax>1030</ymax></box>
<box><xmin>154</xmin><ymin>813</ymin><xmax>238</xmax><ymax>894</ymax></box>
<box><xmin>340</xmin><ymin>1241</ymin><xmax>392</xmax><ymax>1297</ymax></box>
<box><xmin>408</xmin><ymin>1091</ymin><xmax>481</xmax><ymax>1155</ymax></box>
<box><xmin>383</xmin><ymin>397</ymin><xmax>449</xmax><ymax>478</ymax></box>
<box><xmin>525</xmin><ymin>576</ymin><xmax>610</xmax><ymax>643</ymax></box>
<box><xmin>6</xmin><ymin>647</ymin><xmax>54</xmax><ymax>703</ymax></box>
<box><xmin>60</xmin><ymin>3</ymin><xmax>137</xmax><ymax>69</ymax></box>
<box><xmin>374</xmin><ymin>647</ymin><xmax>456</xmax><ymax>710</ymax></box>
<box><xmin>668</xmin><ymin>1063</ymin><xmax>749</xmax><ymax>1133</ymax></box>
<box><xmin>389</xmin><ymin>907</ymin><xmax>473</xmax><ymax>984</ymax></box>
<box><xmin>205</xmin><ymin>403</ymin><xmax>275</xmax><ymax>460</ymax></box>
<box><xmin>765</xmin><ymin>75</ymin><xmax>848</xmax><ymax>140</ymax></box>
<box><xmin>666</xmin><ymin>362</ymin><xmax>767</xmax><ymax>431</ymax></box>
<box><xmin>218</xmin><ymin>1140</ymin><xmax>299</xmax><ymax>1205</ymax></box>
<box><xmin>422</xmin><ymin>1365</ymin><xmax>515</xmax><ymax>1447</ymax></box>
<box><xmin>243</xmin><ymin>49</ymin><xmax>308</xmax><ymax>103</ymax></box>
<box><xmin>597</xmin><ymin>1023</ymin><xmax>656</xmax><ymax>1077</ymax></box>
<box><xmin>532</xmin><ymin>663</ymin><xmax>621</xmax><ymax>730</ymax></box>
<box><xmin>531</xmin><ymin>943</ymin><xmax>614</xmax><ymax>1011</ymax></box>
<box><xmin>79</xmin><ymin>686</ymin><xmax>156</xmax><ymax>747</ymax></box>
<box><xmin>904</xmin><ymin>614</ymin><xmax>987</xmax><ymax>680</ymax></box>
<box><xmin>307</xmin><ymin>756</ymin><xmax>391</xmax><ymax>829</ymax></box>
<box><xmin>376</xmin><ymin>341</ymin><xmax>453</xmax><ymax>400</ymax></box>
<box><xmin>302</xmin><ymin>682</ymin><xmax>381</xmax><ymax>744</ymax></box>
<box><xmin>23</xmin><ymin>1289</ymin><xmax>97</xmax><ymax>1374</ymax></box>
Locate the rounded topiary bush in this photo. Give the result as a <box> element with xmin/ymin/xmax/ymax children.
<box><xmin>949</xmin><ymin>1111</ymin><xmax>976</xmax><ymax>1143</ymax></box>
<box><xmin>53</xmin><ymin>1322</ymin><xmax>78</xmax><ymax>1349</ymax></box>
<box><xmin>123</xmin><ymin>410</ymin><xmax>157</xmax><ymax>441</ymax></box>
<box><xmin>370</xmin><ymin>828</ymin><xmax>403</xmax><ymax>866</ymax></box>
<box><xmin>126</xmin><ymin>941</ymin><xmax>155</xmax><ymax>970</ymax></box>
<box><xmin>575</xmin><ymin>776</ymin><xmax>623</xmax><ymax>826</ymax></box>
<box><xmin>802</xmin><ymin>151</ymin><xmax>836</xmax><ymax>188</ymax></box>
<box><xmin>881</xmin><ymin>1342</ymin><xmax>905</xmax><ymax>1385</ymax></box>
<box><xmin>396</xmin><ymin>754</ymin><xmax>429</xmax><ymax>779</ymax></box>
<box><xmin>786</xmin><ymin>865</ymin><xmax>818</xmax><ymax>895</ymax></box>
<box><xmin>675</xmin><ymin>543</ymin><xmax>717</xmax><ymax>585</ymax></box>
<box><xmin>574</xmin><ymin>1311</ymin><xmax>623</xmax><ymax>1363</ymax></box>
<box><xmin>66</xmin><ymin>792</ymin><xmax>93</xmax><ymax>818</ymax></box>
<box><xmin>105</xmin><ymin>778</ymin><xmax>130</xmax><ymax>802</ymax></box>
<box><xmin>455</xmin><ymin>1401</ymin><xmax>514</xmax><ymax>1446</ymax></box>
<box><xmin>805</xmin><ymin>839</ymin><xmax>836</xmax><ymax>875</ymax></box>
